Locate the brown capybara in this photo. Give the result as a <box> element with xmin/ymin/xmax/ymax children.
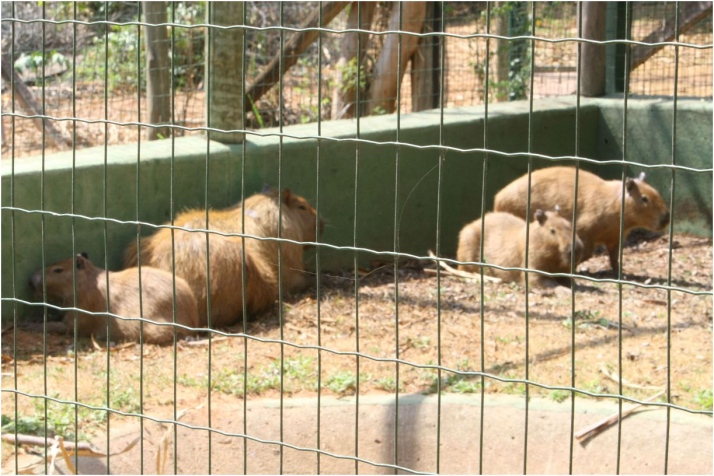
<box><xmin>494</xmin><ymin>166</ymin><xmax>670</xmax><ymax>271</ymax></box>
<box><xmin>456</xmin><ymin>209</ymin><xmax>584</xmax><ymax>287</ymax></box>
<box><xmin>124</xmin><ymin>188</ymin><xmax>323</xmax><ymax>328</ymax></box>
<box><xmin>29</xmin><ymin>253</ymin><xmax>199</xmax><ymax>344</ymax></box>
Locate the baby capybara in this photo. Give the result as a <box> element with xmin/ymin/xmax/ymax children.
<box><xmin>29</xmin><ymin>253</ymin><xmax>199</xmax><ymax>344</ymax></box>
<box><xmin>456</xmin><ymin>209</ymin><xmax>584</xmax><ymax>287</ymax></box>
<box><xmin>494</xmin><ymin>166</ymin><xmax>670</xmax><ymax>271</ymax></box>
<box><xmin>124</xmin><ymin>188</ymin><xmax>323</xmax><ymax>328</ymax></box>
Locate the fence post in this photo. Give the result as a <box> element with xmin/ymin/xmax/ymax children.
<box><xmin>580</xmin><ymin>2</ymin><xmax>607</xmax><ymax>97</ymax></box>
<box><xmin>411</xmin><ymin>1</ymin><xmax>442</xmax><ymax>111</ymax></box>
<box><xmin>144</xmin><ymin>1</ymin><xmax>171</xmax><ymax>140</ymax></box>
<box><xmin>206</xmin><ymin>1</ymin><xmax>245</xmax><ymax>143</ymax></box>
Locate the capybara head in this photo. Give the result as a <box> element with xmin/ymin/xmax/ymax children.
<box><xmin>624</xmin><ymin>172</ymin><xmax>670</xmax><ymax>232</ymax></box>
<box><xmin>532</xmin><ymin>208</ymin><xmax>584</xmax><ymax>270</ymax></box>
<box><xmin>29</xmin><ymin>252</ymin><xmax>96</xmax><ymax>304</ymax></box>
<box><xmin>247</xmin><ymin>188</ymin><xmax>323</xmax><ymax>244</ymax></box>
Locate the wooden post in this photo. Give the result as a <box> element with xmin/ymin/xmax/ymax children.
<box><xmin>580</xmin><ymin>2</ymin><xmax>607</xmax><ymax>97</ymax></box>
<box><xmin>206</xmin><ymin>1</ymin><xmax>245</xmax><ymax>143</ymax></box>
<box><xmin>144</xmin><ymin>1</ymin><xmax>171</xmax><ymax>140</ymax></box>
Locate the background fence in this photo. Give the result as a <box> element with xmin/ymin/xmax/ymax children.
<box><xmin>1</xmin><ymin>1</ymin><xmax>713</xmax><ymax>474</ymax></box>
<box><xmin>2</xmin><ymin>1</ymin><xmax>712</xmax><ymax>157</ymax></box>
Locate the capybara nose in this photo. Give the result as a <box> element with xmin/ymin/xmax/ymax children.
<box><xmin>660</xmin><ymin>211</ymin><xmax>670</xmax><ymax>230</ymax></box>
<box><xmin>29</xmin><ymin>273</ymin><xmax>42</xmax><ymax>292</ymax></box>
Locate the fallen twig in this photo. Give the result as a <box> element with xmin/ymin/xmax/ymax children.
<box><xmin>426</xmin><ymin>250</ymin><xmax>502</xmax><ymax>283</ymax></box>
<box><xmin>575</xmin><ymin>390</ymin><xmax>665</xmax><ymax>443</ymax></box>
<box><xmin>600</xmin><ymin>366</ymin><xmax>663</xmax><ymax>391</ymax></box>
<box><xmin>182</xmin><ymin>336</ymin><xmax>229</xmax><ymax>347</ymax></box>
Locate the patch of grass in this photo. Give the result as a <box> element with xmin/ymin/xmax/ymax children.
<box><xmin>111</xmin><ymin>387</ymin><xmax>140</xmax><ymax>414</ymax></box>
<box><xmin>209</xmin><ymin>356</ymin><xmax>318</xmax><ymax>397</ymax></box>
<box><xmin>549</xmin><ymin>390</ymin><xmax>570</xmax><ymax>403</ymax></box>
<box><xmin>404</xmin><ymin>336</ymin><xmax>431</xmax><ymax>350</ymax></box>
<box><xmin>374</xmin><ymin>376</ymin><xmax>403</xmax><ymax>393</ymax></box>
<box><xmin>2</xmin><ymin>397</ymin><xmax>106</xmax><ymax>441</ymax></box>
<box><xmin>423</xmin><ymin>360</ymin><xmax>482</xmax><ymax>394</ymax></box>
<box><xmin>694</xmin><ymin>389</ymin><xmax>713</xmax><ymax>411</ymax></box>
<box><xmin>325</xmin><ymin>371</ymin><xmax>370</xmax><ymax>395</ymax></box>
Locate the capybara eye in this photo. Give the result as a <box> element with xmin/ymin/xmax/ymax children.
<box><xmin>52</xmin><ymin>267</ymin><xmax>63</xmax><ymax>273</ymax></box>
<box><xmin>550</xmin><ymin>228</ymin><xmax>556</xmax><ymax>234</ymax></box>
<box><xmin>642</xmin><ymin>196</ymin><xmax>650</xmax><ymax>203</ymax></box>
<box><xmin>298</xmin><ymin>205</ymin><xmax>307</xmax><ymax>211</ymax></box>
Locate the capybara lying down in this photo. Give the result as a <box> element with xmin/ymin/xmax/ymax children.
<box><xmin>29</xmin><ymin>253</ymin><xmax>199</xmax><ymax>344</ymax></box>
<box><xmin>456</xmin><ymin>209</ymin><xmax>584</xmax><ymax>287</ymax></box>
<box><xmin>125</xmin><ymin>188</ymin><xmax>323</xmax><ymax>328</ymax></box>
<box><xmin>494</xmin><ymin>166</ymin><xmax>670</xmax><ymax>271</ymax></box>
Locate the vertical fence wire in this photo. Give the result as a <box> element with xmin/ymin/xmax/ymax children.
<box><xmin>316</xmin><ymin>4</ymin><xmax>324</xmax><ymax>473</ymax></box>
<box><xmin>568</xmin><ymin>3</ymin><xmax>585</xmax><ymax>472</ymax></box>
<box><xmin>616</xmin><ymin>3</ymin><xmax>634</xmax><ymax>473</ymax></box>
<box><xmin>278</xmin><ymin>2</ymin><xmax>286</xmax><ymax>472</ymax></box>
<box><xmin>70</xmin><ymin>2</ymin><xmax>79</xmax><ymax>470</ymax></box>
<box><xmin>10</xmin><ymin>3</ymin><xmax>18</xmax><ymax>473</ymax></box>
<box><xmin>523</xmin><ymin>3</ymin><xmax>538</xmax><ymax>472</ymax></box>
<box><xmin>664</xmin><ymin>3</ymin><xmax>682</xmax><ymax>472</ymax></box>
<box><xmin>477</xmin><ymin>4</ymin><xmax>492</xmax><ymax>474</ymax></box>
<box><xmin>169</xmin><ymin>3</ymin><xmax>179</xmax><ymax>473</ymax></box>
<box><xmin>353</xmin><ymin>3</ymin><xmax>363</xmax><ymax>473</ymax></box>
<box><xmin>241</xmin><ymin>4</ymin><xmax>250</xmax><ymax>474</ymax></box>
<box><xmin>204</xmin><ymin>5</ymin><xmax>213</xmax><ymax>473</ymax></box>
<box><xmin>102</xmin><ymin>5</ymin><xmax>112</xmax><ymax>469</ymax></box>
<box><xmin>393</xmin><ymin>2</ymin><xmax>404</xmax><ymax>473</ymax></box>
<box><xmin>39</xmin><ymin>4</ymin><xmax>48</xmax><ymax>473</ymax></box>
<box><xmin>134</xmin><ymin>5</ymin><xmax>146</xmax><ymax>470</ymax></box>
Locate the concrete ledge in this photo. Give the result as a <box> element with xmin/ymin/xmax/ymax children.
<box><xmin>55</xmin><ymin>393</ymin><xmax>713</xmax><ymax>474</ymax></box>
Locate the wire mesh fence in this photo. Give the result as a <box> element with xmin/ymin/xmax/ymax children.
<box><xmin>1</xmin><ymin>1</ymin><xmax>713</xmax><ymax>474</ymax></box>
<box><xmin>2</xmin><ymin>1</ymin><xmax>712</xmax><ymax>157</ymax></box>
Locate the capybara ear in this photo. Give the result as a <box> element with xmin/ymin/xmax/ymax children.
<box><xmin>80</xmin><ymin>251</ymin><xmax>89</xmax><ymax>259</ymax></box>
<box><xmin>75</xmin><ymin>254</ymin><xmax>87</xmax><ymax>269</ymax></box>
<box><xmin>281</xmin><ymin>188</ymin><xmax>293</xmax><ymax>205</ymax></box>
<box><xmin>626</xmin><ymin>177</ymin><xmax>642</xmax><ymax>198</ymax></box>
<box><xmin>637</xmin><ymin>171</ymin><xmax>646</xmax><ymax>181</ymax></box>
<box><xmin>535</xmin><ymin>209</ymin><xmax>547</xmax><ymax>225</ymax></box>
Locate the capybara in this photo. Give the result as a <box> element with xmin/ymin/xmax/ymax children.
<box><xmin>494</xmin><ymin>166</ymin><xmax>670</xmax><ymax>271</ymax></box>
<box><xmin>456</xmin><ymin>209</ymin><xmax>584</xmax><ymax>287</ymax></box>
<box><xmin>29</xmin><ymin>253</ymin><xmax>199</xmax><ymax>344</ymax></box>
<box><xmin>124</xmin><ymin>188</ymin><xmax>323</xmax><ymax>328</ymax></box>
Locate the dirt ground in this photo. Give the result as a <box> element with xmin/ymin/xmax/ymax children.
<box><xmin>1</xmin><ymin>232</ymin><xmax>712</xmax><ymax>473</ymax></box>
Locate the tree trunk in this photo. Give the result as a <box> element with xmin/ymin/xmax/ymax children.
<box><xmin>0</xmin><ymin>54</ymin><xmax>71</xmax><ymax>150</ymax></box>
<box><xmin>331</xmin><ymin>2</ymin><xmax>376</xmax><ymax>120</ymax></box>
<box><xmin>367</xmin><ymin>2</ymin><xmax>426</xmax><ymax>115</ymax></box>
<box><xmin>580</xmin><ymin>2</ymin><xmax>607</xmax><ymax>97</ymax></box>
<box><xmin>206</xmin><ymin>1</ymin><xmax>245</xmax><ymax>143</ymax></box>
<box><xmin>244</xmin><ymin>1</ymin><xmax>349</xmax><ymax>114</ymax></box>
<box><xmin>144</xmin><ymin>1</ymin><xmax>171</xmax><ymax>140</ymax></box>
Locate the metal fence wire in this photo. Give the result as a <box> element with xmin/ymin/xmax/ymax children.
<box><xmin>1</xmin><ymin>1</ymin><xmax>712</xmax><ymax>474</ymax></box>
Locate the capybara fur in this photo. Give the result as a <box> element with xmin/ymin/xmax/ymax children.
<box><xmin>456</xmin><ymin>209</ymin><xmax>584</xmax><ymax>287</ymax></box>
<box><xmin>124</xmin><ymin>188</ymin><xmax>323</xmax><ymax>328</ymax></box>
<box><xmin>29</xmin><ymin>253</ymin><xmax>199</xmax><ymax>344</ymax></box>
<box><xmin>494</xmin><ymin>166</ymin><xmax>670</xmax><ymax>271</ymax></box>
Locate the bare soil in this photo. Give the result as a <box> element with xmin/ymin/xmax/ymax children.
<box><xmin>2</xmin><ymin>233</ymin><xmax>711</xmax><ymax>469</ymax></box>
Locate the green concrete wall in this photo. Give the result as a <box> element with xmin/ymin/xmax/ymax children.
<box><xmin>2</xmin><ymin>97</ymin><xmax>710</xmax><ymax>323</ymax></box>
